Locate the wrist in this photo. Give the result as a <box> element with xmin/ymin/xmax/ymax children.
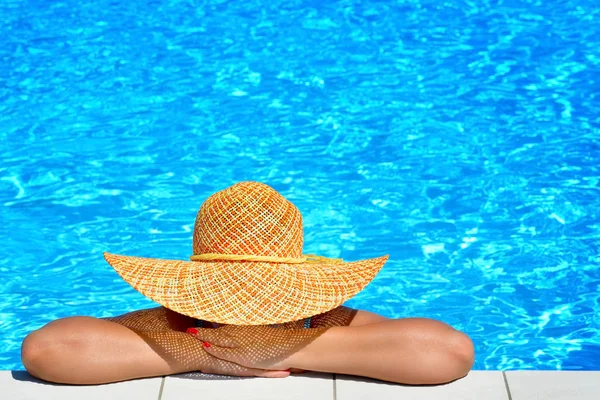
<box><xmin>195</xmin><ymin>347</ymin><xmax>215</xmax><ymax>371</ymax></box>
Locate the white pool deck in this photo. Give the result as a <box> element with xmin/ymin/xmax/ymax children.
<box><xmin>3</xmin><ymin>370</ymin><xmax>600</xmax><ymax>400</ymax></box>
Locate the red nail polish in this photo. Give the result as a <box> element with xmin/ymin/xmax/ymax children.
<box><xmin>203</xmin><ymin>341</ymin><xmax>211</xmax><ymax>348</ymax></box>
<box><xmin>186</xmin><ymin>328</ymin><xmax>198</xmax><ymax>335</ymax></box>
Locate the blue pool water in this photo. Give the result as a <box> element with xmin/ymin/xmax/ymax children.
<box><xmin>1</xmin><ymin>0</ymin><xmax>600</xmax><ymax>371</ymax></box>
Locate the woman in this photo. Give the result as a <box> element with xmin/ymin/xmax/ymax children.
<box><xmin>21</xmin><ymin>182</ymin><xmax>474</xmax><ymax>385</ymax></box>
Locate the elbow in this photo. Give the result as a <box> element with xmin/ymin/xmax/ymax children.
<box><xmin>22</xmin><ymin>328</ymin><xmax>69</xmax><ymax>383</ymax></box>
<box><xmin>449</xmin><ymin>331</ymin><xmax>475</xmax><ymax>380</ymax></box>
<box><xmin>22</xmin><ymin>330</ymin><xmax>51</xmax><ymax>381</ymax></box>
<box><xmin>416</xmin><ymin>329</ymin><xmax>475</xmax><ymax>385</ymax></box>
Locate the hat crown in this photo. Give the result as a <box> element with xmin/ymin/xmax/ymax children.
<box><xmin>193</xmin><ymin>182</ymin><xmax>303</xmax><ymax>258</ymax></box>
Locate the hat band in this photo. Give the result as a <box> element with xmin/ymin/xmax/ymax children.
<box><xmin>190</xmin><ymin>253</ymin><xmax>343</xmax><ymax>264</ymax></box>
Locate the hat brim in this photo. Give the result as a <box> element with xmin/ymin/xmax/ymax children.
<box><xmin>104</xmin><ymin>252</ymin><xmax>388</xmax><ymax>325</ymax></box>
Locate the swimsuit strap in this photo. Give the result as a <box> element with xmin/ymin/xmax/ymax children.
<box><xmin>304</xmin><ymin>316</ymin><xmax>312</xmax><ymax>329</ymax></box>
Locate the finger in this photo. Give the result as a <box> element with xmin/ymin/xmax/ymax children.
<box><xmin>186</xmin><ymin>327</ymin><xmax>237</xmax><ymax>348</ymax></box>
<box><xmin>205</xmin><ymin>352</ymin><xmax>289</xmax><ymax>378</ymax></box>
<box><xmin>255</xmin><ymin>369</ymin><xmax>291</xmax><ymax>378</ymax></box>
<box><xmin>226</xmin><ymin>366</ymin><xmax>290</xmax><ymax>378</ymax></box>
<box><xmin>201</xmin><ymin>341</ymin><xmax>241</xmax><ymax>363</ymax></box>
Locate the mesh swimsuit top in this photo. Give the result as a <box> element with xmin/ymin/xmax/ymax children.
<box><xmin>195</xmin><ymin>316</ymin><xmax>312</xmax><ymax>329</ymax></box>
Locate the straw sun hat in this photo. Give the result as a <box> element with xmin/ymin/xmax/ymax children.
<box><xmin>104</xmin><ymin>181</ymin><xmax>388</xmax><ymax>325</ymax></box>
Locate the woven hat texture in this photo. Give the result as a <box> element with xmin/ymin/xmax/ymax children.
<box><xmin>105</xmin><ymin>181</ymin><xmax>388</xmax><ymax>325</ymax></box>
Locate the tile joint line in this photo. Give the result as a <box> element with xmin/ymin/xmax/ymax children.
<box><xmin>157</xmin><ymin>376</ymin><xmax>166</xmax><ymax>400</ymax></box>
<box><xmin>333</xmin><ymin>373</ymin><xmax>337</xmax><ymax>400</ymax></box>
<box><xmin>502</xmin><ymin>371</ymin><xmax>513</xmax><ymax>400</ymax></box>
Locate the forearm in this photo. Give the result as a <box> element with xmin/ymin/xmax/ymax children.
<box><xmin>289</xmin><ymin>318</ymin><xmax>475</xmax><ymax>384</ymax></box>
<box><xmin>22</xmin><ymin>317</ymin><xmax>204</xmax><ymax>384</ymax></box>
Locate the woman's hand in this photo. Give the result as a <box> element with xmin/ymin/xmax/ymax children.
<box><xmin>187</xmin><ymin>325</ymin><xmax>328</xmax><ymax>370</ymax></box>
<box><xmin>105</xmin><ymin>307</ymin><xmax>291</xmax><ymax>379</ymax></box>
<box><xmin>196</xmin><ymin>348</ymin><xmax>292</xmax><ymax>378</ymax></box>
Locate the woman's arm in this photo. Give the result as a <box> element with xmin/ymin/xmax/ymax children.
<box><xmin>290</xmin><ymin>317</ymin><xmax>475</xmax><ymax>384</ymax></box>
<box><xmin>21</xmin><ymin>308</ymin><xmax>290</xmax><ymax>384</ymax></box>
<box><xmin>22</xmin><ymin>316</ymin><xmax>204</xmax><ymax>384</ymax></box>
<box><xmin>193</xmin><ymin>314</ymin><xmax>475</xmax><ymax>385</ymax></box>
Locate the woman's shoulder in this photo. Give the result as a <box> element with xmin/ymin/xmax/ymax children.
<box><xmin>261</xmin><ymin>306</ymin><xmax>354</xmax><ymax>330</ymax></box>
<box><xmin>273</xmin><ymin>306</ymin><xmax>389</xmax><ymax>329</ymax></box>
<box><xmin>166</xmin><ymin>306</ymin><xmax>388</xmax><ymax>330</ymax></box>
<box><xmin>308</xmin><ymin>306</ymin><xmax>358</xmax><ymax>328</ymax></box>
<box><xmin>105</xmin><ymin>306</ymin><xmax>194</xmax><ymax>332</ymax></box>
<box><xmin>310</xmin><ymin>306</ymin><xmax>389</xmax><ymax>328</ymax></box>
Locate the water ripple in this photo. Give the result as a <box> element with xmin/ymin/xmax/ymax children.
<box><xmin>1</xmin><ymin>0</ymin><xmax>599</xmax><ymax>371</ymax></box>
